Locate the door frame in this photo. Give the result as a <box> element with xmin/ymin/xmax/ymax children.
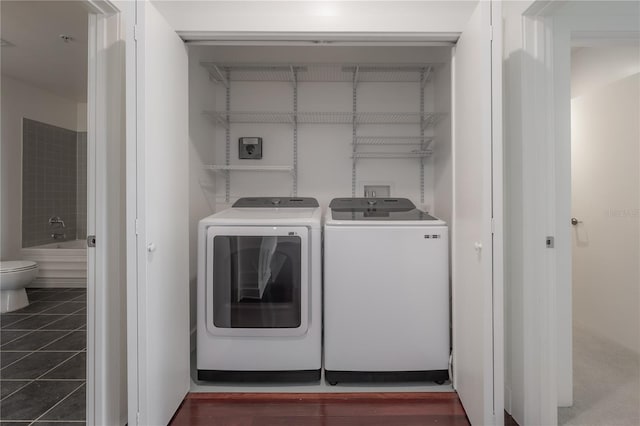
<box><xmin>83</xmin><ymin>0</ymin><xmax>126</xmax><ymax>424</ymax></box>
<box><xmin>520</xmin><ymin>2</ymin><xmax>640</xmax><ymax>424</ymax></box>
<box><xmin>194</xmin><ymin>29</ymin><xmax>505</xmax><ymax>420</ymax></box>
<box><xmin>124</xmin><ymin>3</ymin><xmax>503</xmax><ymax>423</ymax></box>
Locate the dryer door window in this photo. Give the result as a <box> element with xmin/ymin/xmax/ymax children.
<box><xmin>206</xmin><ymin>226</ymin><xmax>309</xmax><ymax>337</ymax></box>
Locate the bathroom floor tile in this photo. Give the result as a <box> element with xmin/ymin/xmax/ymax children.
<box><xmin>41</xmin><ymin>352</ymin><xmax>85</xmax><ymax>380</ymax></box>
<box><xmin>0</xmin><ymin>380</ymin><xmax>30</xmax><ymax>400</ymax></box>
<box><xmin>11</xmin><ymin>302</ymin><xmax>61</xmax><ymax>315</ymax></box>
<box><xmin>40</xmin><ymin>383</ymin><xmax>85</xmax><ymax>421</ymax></box>
<box><xmin>0</xmin><ymin>380</ymin><xmax>79</xmax><ymax>421</ymax></box>
<box><xmin>0</xmin><ymin>331</ymin><xmax>31</xmax><ymax>346</ymax></box>
<box><xmin>0</xmin><ymin>331</ymin><xmax>69</xmax><ymax>351</ymax></box>
<box><xmin>1</xmin><ymin>290</ymin><xmax>87</xmax><ymax>422</ymax></box>
<box><xmin>0</xmin><ymin>315</ymin><xmax>34</xmax><ymax>329</ymax></box>
<box><xmin>39</xmin><ymin>303</ymin><xmax>84</xmax><ymax>315</ymax></box>
<box><xmin>1</xmin><ymin>351</ymin><xmax>74</xmax><ymax>380</ymax></box>
<box><xmin>41</xmin><ymin>315</ymin><xmax>85</xmax><ymax>331</ymax></box>
<box><xmin>69</xmin><ymin>294</ymin><xmax>86</xmax><ymax>302</ymax></box>
<box><xmin>36</xmin><ymin>293</ymin><xmax>79</xmax><ymax>302</ymax></box>
<box><xmin>2</xmin><ymin>315</ymin><xmax>67</xmax><ymax>331</ymax></box>
<box><xmin>25</xmin><ymin>291</ymin><xmax>52</xmax><ymax>302</ymax></box>
<box><xmin>40</xmin><ymin>331</ymin><xmax>85</xmax><ymax>351</ymax></box>
<box><xmin>0</xmin><ymin>352</ymin><xmax>31</xmax><ymax>368</ymax></box>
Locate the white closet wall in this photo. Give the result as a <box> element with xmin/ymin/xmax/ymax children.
<box><xmin>188</xmin><ymin>50</ymin><xmax>218</xmax><ymax>341</ymax></box>
<box><xmin>189</xmin><ymin>46</ymin><xmax>452</xmax><ymax>211</ymax></box>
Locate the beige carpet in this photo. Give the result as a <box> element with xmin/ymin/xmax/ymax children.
<box><xmin>558</xmin><ymin>327</ymin><xmax>640</xmax><ymax>426</ymax></box>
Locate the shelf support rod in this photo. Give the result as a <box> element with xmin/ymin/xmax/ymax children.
<box><xmin>293</xmin><ymin>69</ymin><xmax>298</xmax><ymax>197</ymax></box>
<box><xmin>353</xmin><ymin>65</ymin><xmax>360</xmax><ymax>88</ymax></box>
<box><xmin>225</xmin><ymin>69</ymin><xmax>231</xmax><ymax>203</ymax></box>
<box><xmin>421</xmin><ymin>66</ymin><xmax>433</xmax><ymax>89</ymax></box>
<box><xmin>213</xmin><ymin>65</ymin><xmax>229</xmax><ymax>88</ymax></box>
<box><xmin>351</xmin><ymin>68</ymin><xmax>358</xmax><ymax>196</ymax></box>
<box><xmin>289</xmin><ymin>65</ymin><xmax>297</xmax><ymax>89</ymax></box>
<box><xmin>420</xmin><ymin>68</ymin><xmax>426</xmax><ymax>205</ymax></box>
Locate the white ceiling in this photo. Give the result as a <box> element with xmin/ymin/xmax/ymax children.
<box><xmin>1</xmin><ymin>1</ymin><xmax>88</xmax><ymax>102</ymax></box>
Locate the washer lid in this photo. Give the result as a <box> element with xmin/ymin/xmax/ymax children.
<box><xmin>0</xmin><ymin>260</ymin><xmax>38</xmax><ymax>273</ymax></box>
<box><xmin>329</xmin><ymin>197</ymin><xmax>438</xmax><ymax>221</ymax></box>
<box><xmin>233</xmin><ymin>197</ymin><xmax>319</xmax><ymax>208</ymax></box>
<box><xmin>331</xmin><ymin>209</ymin><xmax>439</xmax><ymax>221</ymax></box>
<box><xmin>329</xmin><ymin>197</ymin><xmax>415</xmax><ymax>211</ymax></box>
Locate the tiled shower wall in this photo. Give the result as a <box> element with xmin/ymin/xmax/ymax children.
<box><xmin>22</xmin><ymin>119</ymin><xmax>86</xmax><ymax>248</ymax></box>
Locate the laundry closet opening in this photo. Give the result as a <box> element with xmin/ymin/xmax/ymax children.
<box><xmin>186</xmin><ymin>44</ymin><xmax>455</xmax><ymax>392</ymax></box>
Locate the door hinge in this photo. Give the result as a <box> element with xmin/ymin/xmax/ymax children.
<box><xmin>133</xmin><ymin>25</ymin><xmax>139</xmax><ymax>42</ymax></box>
<box><xmin>135</xmin><ymin>219</ymin><xmax>141</xmax><ymax>235</ymax></box>
<box><xmin>491</xmin><ymin>218</ymin><xmax>495</xmax><ymax>235</ymax></box>
<box><xmin>489</xmin><ymin>25</ymin><xmax>493</xmax><ymax>41</ymax></box>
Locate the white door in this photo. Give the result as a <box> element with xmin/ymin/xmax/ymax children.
<box><xmin>452</xmin><ymin>1</ymin><xmax>503</xmax><ymax>425</ymax></box>
<box><xmin>126</xmin><ymin>1</ymin><xmax>190</xmax><ymax>425</ymax></box>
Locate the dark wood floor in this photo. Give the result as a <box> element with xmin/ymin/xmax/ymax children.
<box><xmin>169</xmin><ymin>393</ymin><xmax>470</xmax><ymax>426</ymax></box>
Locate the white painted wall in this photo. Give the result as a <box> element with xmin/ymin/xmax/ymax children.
<box><xmin>571</xmin><ymin>46</ymin><xmax>640</xmax><ymax>99</ymax></box>
<box><xmin>190</xmin><ymin>45</ymin><xmax>450</xmax><ymax>211</ymax></box>
<box><xmin>0</xmin><ymin>75</ymin><xmax>80</xmax><ymax>259</ymax></box>
<box><xmin>188</xmin><ymin>46</ymin><xmax>218</xmax><ymax>344</ymax></box>
<box><xmin>433</xmin><ymin>55</ymin><xmax>452</xmax><ymax>226</ymax></box>
<box><xmin>571</xmin><ymin>71</ymin><xmax>640</xmax><ymax>354</ymax></box>
<box><xmin>152</xmin><ymin>0</ymin><xmax>478</xmax><ymax>34</ymax></box>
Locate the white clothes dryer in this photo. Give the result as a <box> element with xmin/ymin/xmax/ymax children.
<box><xmin>197</xmin><ymin>197</ymin><xmax>322</xmax><ymax>382</ymax></box>
<box><xmin>323</xmin><ymin>197</ymin><xmax>450</xmax><ymax>385</ymax></box>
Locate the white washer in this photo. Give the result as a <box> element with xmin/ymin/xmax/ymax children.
<box><xmin>323</xmin><ymin>197</ymin><xmax>450</xmax><ymax>384</ymax></box>
<box><xmin>197</xmin><ymin>197</ymin><xmax>322</xmax><ymax>382</ymax></box>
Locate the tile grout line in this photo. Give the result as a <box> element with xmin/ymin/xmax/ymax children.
<box><xmin>31</xmin><ymin>351</ymin><xmax>81</xmax><ymax>382</ymax></box>
<box><xmin>0</xmin><ymin>330</ymin><xmax>37</xmax><ymax>351</ymax></box>
<box><xmin>29</xmin><ymin>381</ymin><xmax>86</xmax><ymax>425</ymax></box>
<box><xmin>0</xmin><ymin>350</ymin><xmax>32</xmax><ymax>372</ymax></box>
<box><xmin>0</xmin><ymin>380</ymin><xmax>32</xmax><ymax>403</ymax></box>
<box><xmin>1</xmin><ymin>329</ymin><xmax>75</xmax><ymax>353</ymax></box>
<box><xmin>1</xmin><ymin>350</ymin><xmax>80</xmax><ymax>404</ymax></box>
<box><xmin>0</xmin><ymin>314</ymin><xmax>35</xmax><ymax>328</ymax></box>
<box><xmin>2</xmin><ymin>289</ymin><xmax>86</xmax><ymax>422</ymax></box>
<box><xmin>1</xmin><ymin>312</ymin><xmax>74</xmax><ymax>337</ymax></box>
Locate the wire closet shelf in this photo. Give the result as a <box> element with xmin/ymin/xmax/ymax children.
<box><xmin>200</xmin><ymin>62</ymin><xmax>440</xmax><ymax>85</ymax></box>
<box><xmin>201</xmin><ymin>62</ymin><xmax>447</xmax><ymax>200</ymax></box>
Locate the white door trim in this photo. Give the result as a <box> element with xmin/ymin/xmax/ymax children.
<box><xmin>179</xmin><ymin>31</ymin><xmax>459</xmax><ymax>45</ymax></box>
<box><xmin>520</xmin><ymin>2</ymin><xmax>640</xmax><ymax>424</ymax></box>
<box><xmin>490</xmin><ymin>2</ymin><xmax>505</xmax><ymax>423</ymax></box>
<box><xmin>84</xmin><ymin>0</ymin><xmax>126</xmax><ymax>425</ymax></box>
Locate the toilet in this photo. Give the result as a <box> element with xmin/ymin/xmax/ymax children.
<box><xmin>0</xmin><ymin>260</ymin><xmax>39</xmax><ymax>313</ymax></box>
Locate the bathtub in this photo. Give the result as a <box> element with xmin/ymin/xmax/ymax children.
<box><xmin>21</xmin><ymin>240</ymin><xmax>87</xmax><ymax>288</ymax></box>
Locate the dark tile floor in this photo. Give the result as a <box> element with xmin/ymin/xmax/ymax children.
<box><xmin>1</xmin><ymin>288</ymin><xmax>86</xmax><ymax>424</ymax></box>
